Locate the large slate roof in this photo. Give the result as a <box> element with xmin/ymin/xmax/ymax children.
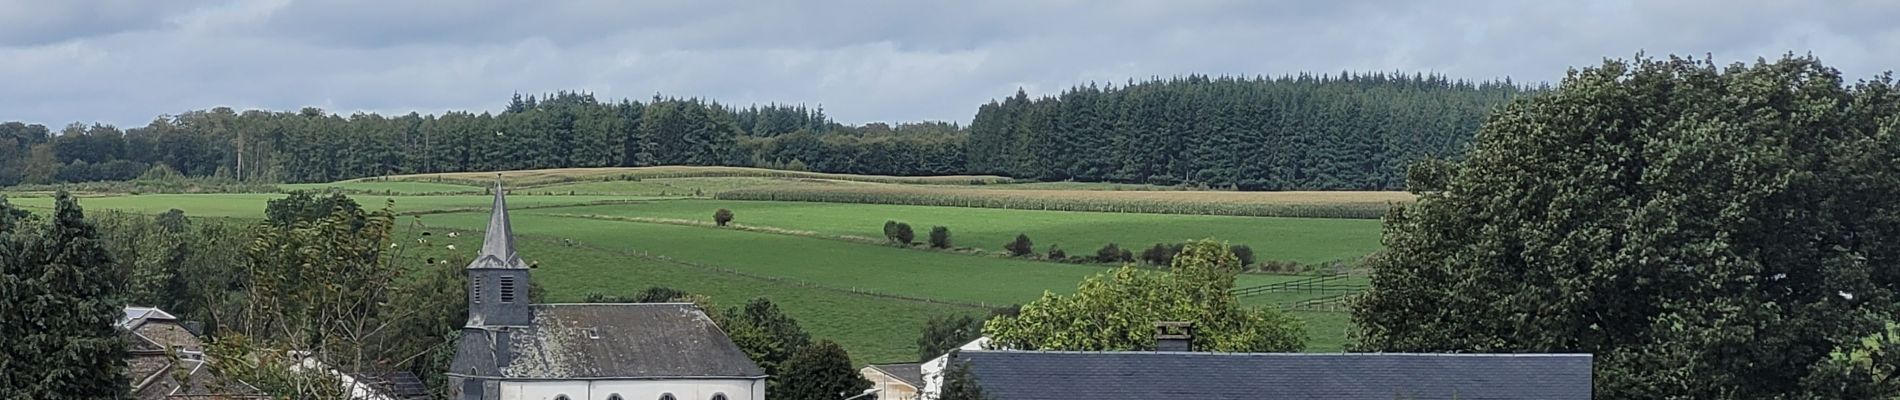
<box><xmin>956</xmin><ymin>350</ymin><xmax>1592</xmax><ymax>400</ymax></box>
<box><xmin>458</xmin><ymin>303</ymin><xmax>765</xmax><ymax>379</ymax></box>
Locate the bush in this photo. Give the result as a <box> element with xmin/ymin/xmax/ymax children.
<box><xmin>1229</xmin><ymin>245</ymin><xmax>1255</xmax><ymax>268</ymax></box>
<box><xmin>1005</xmin><ymin>234</ymin><xmax>1035</xmax><ymax>257</ymax></box>
<box><xmin>929</xmin><ymin>226</ymin><xmax>953</xmax><ymax>249</ymax></box>
<box><xmin>883</xmin><ymin>220</ymin><xmax>899</xmax><ymax>242</ymax></box>
<box><xmin>1096</xmin><ymin>243</ymin><xmax>1127</xmax><ymax>263</ymax></box>
<box><xmin>893</xmin><ymin>222</ymin><xmax>915</xmax><ymax>245</ymax></box>
<box><xmin>1047</xmin><ymin>245</ymin><xmax>1066</xmax><ymax>260</ymax></box>
<box><xmin>1141</xmin><ymin>243</ymin><xmax>1181</xmax><ymax>266</ymax></box>
<box><xmin>714</xmin><ymin>208</ymin><xmax>734</xmax><ymax>226</ymax></box>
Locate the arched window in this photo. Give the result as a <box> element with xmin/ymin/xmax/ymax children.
<box><xmin>608</xmin><ymin>395</ymin><xmax>624</xmax><ymax>400</ymax></box>
<box><xmin>659</xmin><ymin>394</ymin><xmax>677</xmax><ymax>400</ymax></box>
<box><xmin>553</xmin><ymin>396</ymin><xmax>570</xmax><ymax>400</ymax></box>
<box><xmin>711</xmin><ymin>394</ymin><xmax>728</xmax><ymax>400</ymax></box>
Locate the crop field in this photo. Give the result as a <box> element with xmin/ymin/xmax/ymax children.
<box><xmin>6</xmin><ymin>169</ymin><xmax>1388</xmax><ymax>360</ymax></box>
<box><xmin>717</xmin><ymin>185</ymin><xmax>1410</xmax><ymax>218</ymax></box>
<box><xmin>534</xmin><ymin>200</ymin><xmax>1382</xmax><ymax>263</ymax></box>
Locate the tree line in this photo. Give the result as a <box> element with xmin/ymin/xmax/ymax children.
<box><xmin>1</xmin><ymin>73</ymin><xmax>1527</xmax><ymax>189</ymax></box>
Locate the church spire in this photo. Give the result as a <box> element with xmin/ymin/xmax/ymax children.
<box><xmin>470</xmin><ymin>177</ymin><xmax>525</xmax><ymax>269</ymax></box>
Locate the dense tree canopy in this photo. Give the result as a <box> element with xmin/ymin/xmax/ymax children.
<box><xmin>2</xmin><ymin>73</ymin><xmax>1524</xmax><ymax>190</ymax></box>
<box><xmin>984</xmin><ymin>240</ymin><xmax>1305</xmax><ymax>352</ymax></box>
<box><xmin>0</xmin><ymin>192</ymin><xmax>129</xmax><ymax>398</ymax></box>
<box><xmin>1352</xmin><ymin>55</ymin><xmax>1900</xmax><ymax>398</ymax></box>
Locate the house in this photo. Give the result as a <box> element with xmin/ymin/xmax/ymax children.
<box><xmin>924</xmin><ymin>324</ymin><xmax>1593</xmax><ymax>400</ymax></box>
<box><xmin>448</xmin><ymin>182</ymin><xmax>769</xmax><ymax>400</ymax></box>
<box><xmin>858</xmin><ymin>362</ymin><xmax>924</xmax><ymax>400</ymax></box>
<box><xmin>121</xmin><ymin>306</ymin><xmax>268</xmax><ymax>399</ymax></box>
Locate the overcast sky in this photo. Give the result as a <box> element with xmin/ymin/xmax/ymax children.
<box><xmin>2</xmin><ymin>0</ymin><xmax>1896</xmax><ymax>128</ymax></box>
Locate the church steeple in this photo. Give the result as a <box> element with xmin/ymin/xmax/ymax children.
<box><xmin>466</xmin><ymin>177</ymin><xmax>533</xmax><ymax>327</ymax></box>
<box><xmin>470</xmin><ymin>179</ymin><xmax>526</xmax><ymax>270</ymax></box>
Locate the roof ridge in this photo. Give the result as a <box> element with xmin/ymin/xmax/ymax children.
<box><xmin>534</xmin><ymin>302</ymin><xmax>699</xmax><ymax>307</ymax></box>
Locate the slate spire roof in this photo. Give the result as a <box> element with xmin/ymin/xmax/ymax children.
<box><xmin>470</xmin><ymin>177</ymin><xmax>525</xmax><ymax>270</ymax></box>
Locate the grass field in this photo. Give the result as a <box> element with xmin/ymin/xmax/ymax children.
<box><xmin>6</xmin><ymin>169</ymin><xmax>1384</xmax><ymax>360</ymax></box>
<box><xmin>535</xmin><ymin>200</ymin><xmax>1382</xmax><ymax>263</ymax></box>
<box><xmin>280</xmin><ymin>180</ymin><xmax>483</xmax><ymax>194</ymax></box>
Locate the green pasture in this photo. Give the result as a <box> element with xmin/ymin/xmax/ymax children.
<box><xmin>419</xmin><ymin>211</ymin><xmax>1301</xmax><ymax>306</ymax></box>
<box><xmin>534</xmin><ymin>200</ymin><xmax>1383</xmax><ymax>263</ymax></box>
<box><xmin>280</xmin><ymin>180</ymin><xmax>482</xmax><ymax>194</ymax></box>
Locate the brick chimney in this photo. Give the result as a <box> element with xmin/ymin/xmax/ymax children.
<box><xmin>1155</xmin><ymin>321</ymin><xmax>1194</xmax><ymax>352</ymax></box>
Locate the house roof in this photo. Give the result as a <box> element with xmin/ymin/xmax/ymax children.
<box><xmin>120</xmin><ymin>306</ymin><xmax>177</xmax><ymax>329</ymax></box>
<box><xmin>955</xmin><ymin>350</ymin><xmax>1592</xmax><ymax>400</ymax></box>
<box><xmin>459</xmin><ymin>303</ymin><xmax>765</xmax><ymax>379</ymax></box>
<box><xmin>868</xmin><ymin>363</ymin><xmax>925</xmax><ymax>388</ymax></box>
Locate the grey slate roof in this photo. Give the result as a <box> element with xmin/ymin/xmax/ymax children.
<box><xmin>956</xmin><ymin>350</ymin><xmax>1592</xmax><ymax>400</ymax></box>
<box><xmin>869</xmin><ymin>362</ymin><xmax>925</xmax><ymax>387</ymax></box>
<box><xmin>457</xmin><ymin>303</ymin><xmax>766</xmax><ymax>379</ymax></box>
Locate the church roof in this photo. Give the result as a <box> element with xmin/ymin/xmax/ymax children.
<box><xmin>469</xmin><ymin>179</ymin><xmax>526</xmax><ymax>270</ymax></box>
<box><xmin>455</xmin><ymin>303</ymin><xmax>766</xmax><ymax>380</ymax></box>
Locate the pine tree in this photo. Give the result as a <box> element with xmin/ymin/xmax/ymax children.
<box><xmin>1</xmin><ymin>192</ymin><xmax>129</xmax><ymax>398</ymax></box>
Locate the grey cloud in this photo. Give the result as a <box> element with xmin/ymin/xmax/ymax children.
<box><xmin>0</xmin><ymin>0</ymin><xmax>1894</xmax><ymax>127</ymax></box>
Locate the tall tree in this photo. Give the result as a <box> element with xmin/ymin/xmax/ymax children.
<box><xmin>776</xmin><ymin>339</ymin><xmax>871</xmax><ymax>400</ymax></box>
<box><xmin>1352</xmin><ymin>55</ymin><xmax>1900</xmax><ymax>399</ymax></box>
<box><xmin>0</xmin><ymin>192</ymin><xmax>129</xmax><ymax>398</ymax></box>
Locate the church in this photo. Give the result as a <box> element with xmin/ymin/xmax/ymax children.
<box><xmin>449</xmin><ymin>182</ymin><xmax>768</xmax><ymax>400</ymax></box>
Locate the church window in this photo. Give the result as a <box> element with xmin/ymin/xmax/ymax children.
<box><xmin>608</xmin><ymin>395</ymin><xmax>624</xmax><ymax>400</ymax></box>
<box><xmin>711</xmin><ymin>394</ymin><xmax>728</xmax><ymax>400</ymax></box>
<box><xmin>553</xmin><ymin>396</ymin><xmax>569</xmax><ymax>400</ymax></box>
<box><xmin>659</xmin><ymin>393</ymin><xmax>677</xmax><ymax>400</ymax></box>
<box><xmin>471</xmin><ymin>277</ymin><xmax>482</xmax><ymax>304</ymax></box>
<box><xmin>499</xmin><ymin>276</ymin><xmax>517</xmax><ymax>303</ymax></box>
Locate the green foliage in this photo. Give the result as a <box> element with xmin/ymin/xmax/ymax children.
<box><xmin>1352</xmin><ymin>55</ymin><xmax>1900</xmax><ymax>399</ymax></box>
<box><xmin>1046</xmin><ymin>244</ymin><xmax>1066</xmax><ymax>261</ymax></box>
<box><xmin>1095</xmin><ymin>243</ymin><xmax>1128</xmax><ymax>263</ymax></box>
<box><xmin>777</xmin><ymin>339</ymin><xmax>872</xmax><ymax>400</ymax></box>
<box><xmin>0</xmin><ymin>192</ymin><xmax>129</xmax><ymax>399</ymax></box>
<box><xmin>1228</xmin><ymin>244</ymin><xmax>1255</xmax><ymax>267</ymax></box>
<box><xmin>718</xmin><ymin>297</ymin><xmax>814</xmax><ymax>395</ymax></box>
<box><xmin>937</xmin><ymin>360</ymin><xmax>991</xmax><ymax>400</ymax></box>
<box><xmin>967</xmin><ymin>75</ymin><xmax>1526</xmax><ymax>189</ymax></box>
<box><xmin>929</xmin><ymin>225</ymin><xmax>952</xmax><ymax>249</ymax></box>
<box><xmin>985</xmin><ymin>240</ymin><xmax>1305</xmax><ymax>352</ymax></box>
<box><xmin>883</xmin><ymin>220</ymin><xmax>899</xmax><ymax>243</ymax></box>
<box><xmin>917</xmin><ymin>314</ymin><xmax>984</xmax><ymax>361</ymax></box>
<box><xmin>1004</xmin><ymin>233</ymin><xmax>1034</xmax><ymax>257</ymax></box>
<box><xmin>714</xmin><ymin>208</ymin><xmax>734</xmax><ymax>226</ymax></box>
<box><xmin>893</xmin><ymin>222</ymin><xmax>915</xmax><ymax>245</ymax></box>
<box><xmin>264</xmin><ymin>190</ymin><xmax>363</xmax><ymax>228</ymax></box>
<box><xmin>583</xmin><ymin>286</ymin><xmax>692</xmax><ymax>303</ymax></box>
<box><xmin>1140</xmin><ymin>242</ymin><xmax>1184</xmax><ymax>266</ymax></box>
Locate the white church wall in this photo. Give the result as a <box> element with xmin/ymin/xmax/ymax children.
<box><xmin>498</xmin><ymin>378</ymin><xmax>764</xmax><ymax>400</ymax></box>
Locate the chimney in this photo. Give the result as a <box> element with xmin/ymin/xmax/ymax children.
<box><xmin>1155</xmin><ymin>321</ymin><xmax>1194</xmax><ymax>352</ymax></box>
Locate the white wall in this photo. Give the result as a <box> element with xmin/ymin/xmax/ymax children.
<box><xmin>498</xmin><ymin>378</ymin><xmax>764</xmax><ymax>400</ymax></box>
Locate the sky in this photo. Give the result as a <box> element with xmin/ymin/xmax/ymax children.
<box><xmin>2</xmin><ymin>0</ymin><xmax>1896</xmax><ymax>128</ymax></box>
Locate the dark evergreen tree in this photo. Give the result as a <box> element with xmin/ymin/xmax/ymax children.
<box><xmin>928</xmin><ymin>226</ymin><xmax>953</xmax><ymax>249</ymax></box>
<box><xmin>0</xmin><ymin>192</ymin><xmax>129</xmax><ymax>398</ymax></box>
<box><xmin>1005</xmin><ymin>234</ymin><xmax>1034</xmax><ymax>257</ymax></box>
<box><xmin>777</xmin><ymin>340</ymin><xmax>871</xmax><ymax>400</ymax></box>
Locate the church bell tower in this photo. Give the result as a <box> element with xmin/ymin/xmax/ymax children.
<box><xmin>466</xmin><ymin>179</ymin><xmax>532</xmax><ymax>327</ymax></box>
